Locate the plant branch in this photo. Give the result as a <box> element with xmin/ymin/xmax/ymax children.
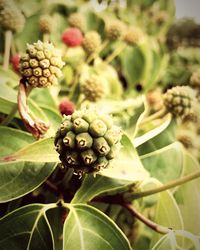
<box><xmin>123</xmin><ymin>203</ymin><xmax>171</xmax><ymax>234</ymax></box>
<box><xmin>93</xmin><ymin>195</ymin><xmax>171</xmax><ymax>234</ymax></box>
<box><xmin>3</xmin><ymin>30</ymin><xmax>13</xmax><ymax>70</ymax></box>
<box><xmin>18</xmin><ymin>78</ymin><xmax>49</xmax><ymax>139</ymax></box>
<box><xmin>132</xmin><ymin>170</ymin><xmax>200</xmax><ymax>199</ymax></box>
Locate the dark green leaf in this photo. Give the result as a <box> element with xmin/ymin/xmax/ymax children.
<box><xmin>63</xmin><ymin>204</ymin><xmax>132</xmax><ymax>250</ymax></box>
<box><xmin>0</xmin><ymin>204</ymin><xmax>55</xmax><ymax>250</ymax></box>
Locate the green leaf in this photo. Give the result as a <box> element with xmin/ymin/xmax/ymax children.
<box><xmin>0</xmin><ymin>137</ymin><xmax>58</xmax><ymax>163</ymax></box>
<box><xmin>0</xmin><ymin>161</ymin><xmax>56</xmax><ymax>202</ymax></box>
<box><xmin>101</xmin><ymin>134</ymin><xmax>149</xmax><ymax>180</ymax></box>
<box><xmin>136</xmin><ymin>116</ymin><xmax>176</xmax><ymax>155</ymax></box>
<box><xmin>121</xmin><ymin>46</ymin><xmax>145</xmax><ymax>88</ymax></box>
<box><xmin>141</xmin><ymin>142</ymin><xmax>184</xmax><ymax>183</ymax></box>
<box><xmin>151</xmin><ymin>232</ymin><xmax>176</xmax><ymax>250</ymax></box>
<box><xmin>151</xmin><ymin>230</ymin><xmax>200</xmax><ymax>250</ymax></box>
<box><xmin>63</xmin><ymin>204</ymin><xmax>132</xmax><ymax>250</ymax></box>
<box><xmin>72</xmin><ymin>175</ymin><xmax>135</xmax><ymax>204</ymax></box>
<box><xmin>0</xmin><ymin>83</ymin><xmax>18</xmax><ymax>116</ymax></box>
<box><xmin>0</xmin><ymin>127</ymin><xmax>35</xmax><ymax>156</ymax></box>
<box><xmin>150</xmin><ymin>189</ymin><xmax>184</xmax><ymax>248</ymax></box>
<box><xmin>40</xmin><ymin>105</ymin><xmax>62</xmax><ymax>135</ymax></box>
<box><xmin>30</xmin><ymin>88</ymin><xmax>59</xmax><ymax>111</ymax></box>
<box><xmin>0</xmin><ymin>66</ymin><xmax>19</xmax><ymax>87</ymax></box>
<box><xmin>72</xmin><ymin>134</ymin><xmax>149</xmax><ymax>203</ymax></box>
<box><xmin>175</xmin><ymin>152</ymin><xmax>200</xmax><ymax>236</ymax></box>
<box><xmin>0</xmin><ymin>203</ymin><xmax>55</xmax><ymax>250</ymax></box>
<box><xmin>0</xmin><ymin>128</ymin><xmax>57</xmax><ymax>202</ymax></box>
<box><xmin>15</xmin><ymin>14</ymin><xmax>41</xmax><ymax>51</ymax></box>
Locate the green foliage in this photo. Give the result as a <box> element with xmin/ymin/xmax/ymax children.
<box><xmin>0</xmin><ymin>0</ymin><xmax>199</xmax><ymax>249</ymax></box>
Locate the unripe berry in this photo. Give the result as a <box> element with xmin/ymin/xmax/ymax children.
<box><xmin>80</xmin><ymin>75</ymin><xmax>105</xmax><ymax>102</ymax></box>
<box><xmin>82</xmin><ymin>31</ymin><xmax>101</xmax><ymax>55</ymax></box>
<box><xmin>105</xmin><ymin>20</ymin><xmax>125</xmax><ymax>40</ymax></box>
<box><xmin>20</xmin><ymin>40</ymin><xmax>64</xmax><ymax>88</ymax></box>
<box><xmin>163</xmin><ymin>86</ymin><xmax>196</xmax><ymax>119</ymax></box>
<box><xmin>11</xmin><ymin>54</ymin><xmax>20</xmax><ymax>73</ymax></box>
<box><xmin>62</xmin><ymin>28</ymin><xmax>83</xmax><ymax>47</ymax></box>
<box><xmin>0</xmin><ymin>0</ymin><xmax>25</xmax><ymax>33</ymax></box>
<box><xmin>124</xmin><ymin>27</ymin><xmax>144</xmax><ymax>46</ymax></box>
<box><xmin>59</xmin><ymin>99</ymin><xmax>75</xmax><ymax>116</ymax></box>
<box><xmin>68</xmin><ymin>12</ymin><xmax>84</xmax><ymax>31</ymax></box>
<box><xmin>39</xmin><ymin>14</ymin><xmax>53</xmax><ymax>34</ymax></box>
<box><xmin>54</xmin><ymin>108</ymin><xmax>122</xmax><ymax>174</ymax></box>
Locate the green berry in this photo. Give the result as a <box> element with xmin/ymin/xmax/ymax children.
<box><xmin>73</xmin><ymin>118</ymin><xmax>89</xmax><ymax>133</ymax></box>
<box><xmin>54</xmin><ymin>108</ymin><xmax>122</xmax><ymax>174</ymax></box>
<box><xmin>63</xmin><ymin>131</ymin><xmax>76</xmax><ymax>148</ymax></box>
<box><xmin>76</xmin><ymin>133</ymin><xmax>93</xmax><ymax>150</ymax></box>
<box><xmin>20</xmin><ymin>40</ymin><xmax>64</xmax><ymax>88</ymax></box>
<box><xmin>89</xmin><ymin>119</ymin><xmax>107</xmax><ymax>137</ymax></box>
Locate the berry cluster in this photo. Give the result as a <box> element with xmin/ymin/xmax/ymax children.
<box><xmin>54</xmin><ymin>109</ymin><xmax>121</xmax><ymax>174</ymax></box>
<box><xmin>20</xmin><ymin>40</ymin><xmax>64</xmax><ymax>87</ymax></box>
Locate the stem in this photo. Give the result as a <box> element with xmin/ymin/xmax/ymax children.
<box><xmin>140</xmin><ymin>108</ymin><xmax>167</xmax><ymax>125</ymax></box>
<box><xmin>99</xmin><ymin>39</ymin><xmax>109</xmax><ymax>54</ymax></box>
<box><xmin>86</xmin><ymin>40</ymin><xmax>110</xmax><ymax>65</ymax></box>
<box><xmin>105</xmin><ymin>43</ymin><xmax>127</xmax><ymax>64</ymax></box>
<box><xmin>18</xmin><ymin>78</ymin><xmax>49</xmax><ymax>139</ymax></box>
<box><xmin>132</xmin><ymin>170</ymin><xmax>200</xmax><ymax>199</ymax></box>
<box><xmin>3</xmin><ymin>30</ymin><xmax>12</xmax><ymax>70</ymax></box>
<box><xmin>123</xmin><ymin>203</ymin><xmax>170</xmax><ymax>234</ymax></box>
<box><xmin>43</xmin><ymin>33</ymin><xmax>50</xmax><ymax>42</ymax></box>
<box><xmin>11</xmin><ymin>39</ymin><xmax>16</xmax><ymax>56</ymax></box>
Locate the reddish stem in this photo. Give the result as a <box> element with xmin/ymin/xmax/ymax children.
<box><xmin>18</xmin><ymin>78</ymin><xmax>49</xmax><ymax>139</ymax></box>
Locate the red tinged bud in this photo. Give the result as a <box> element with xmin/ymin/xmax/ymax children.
<box><xmin>61</xmin><ymin>28</ymin><xmax>83</xmax><ymax>47</ymax></box>
<box><xmin>59</xmin><ymin>99</ymin><xmax>75</xmax><ymax>116</ymax></box>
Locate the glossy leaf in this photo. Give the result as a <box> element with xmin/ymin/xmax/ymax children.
<box><xmin>72</xmin><ymin>134</ymin><xmax>149</xmax><ymax>203</ymax></box>
<box><xmin>151</xmin><ymin>230</ymin><xmax>200</xmax><ymax>250</ymax></box>
<box><xmin>0</xmin><ymin>137</ymin><xmax>58</xmax><ymax>163</ymax></box>
<box><xmin>136</xmin><ymin>116</ymin><xmax>177</xmax><ymax>155</ymax></box>
<box><xmin>141</xmin><ymin>142</ymin><xmax>184</xmax><ymax>183</ymax></box>
<box><xmin>175</xmin><ymin>151</ymin><xmax>200</xmax><ymax>236</ymax></box>
<box><xmin>63</xmin><ymin>204</ymin><xmax>132</xmax><ymax>250</ymax></box>
<box><xmin>0</xmin><ymin>204</ymin><xmax>55</xmax><ymax>250</ymax></box>
<box><xmin>120</xmin><ymin>46</ymin><xmax>145</xmax><ymax>88</ymax></box>
<box><xmin>0</xmin><ymin>127</ymin><xmax>57</xmax><ymax>202</ymax></box>
<box><xmin>150</xmin><ymin>189</ymin><xmax>184</xmax><ymax>248</ymax></box>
